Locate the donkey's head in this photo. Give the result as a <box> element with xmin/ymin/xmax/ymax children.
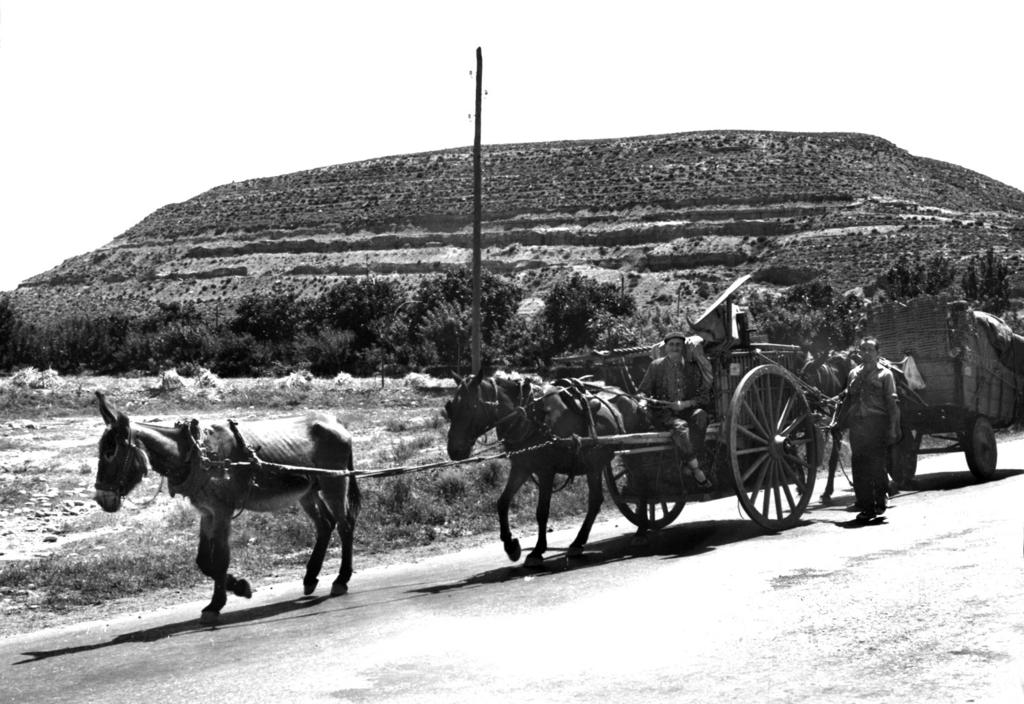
<box><xmin>94</xmin><ymin>391</ymin><xmax>150</xmax><ymax>512</ymax></box>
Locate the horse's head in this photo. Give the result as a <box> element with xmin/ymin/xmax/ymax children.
<box><xmin>799</xmin><ymin>348</ymin><xmax>861</xmax><ymax>398</ymax></box>
<box><xmin>444</xmin><ymin>370</ymin><xmax>495</xmax><ymax>461</ymax></box>
<box><xmin>94</xmin><ymin>391</ymin><xmax>150</xmax><ymax>512</ymax></box>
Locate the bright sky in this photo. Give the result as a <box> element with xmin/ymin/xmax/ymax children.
<box><xmin>1</xmin><ymin>0</ymin><xmax>1022</xmax><ymax>292</ymax></box>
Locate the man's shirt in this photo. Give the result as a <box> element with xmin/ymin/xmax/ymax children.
<box><xmin>638</xmin><ymin>356</ymin><xmax>712</xmax><ymax>409</ymax></box>
<box><xmin>846</xmin><ymin>363</ymin><xmax>899</xmax><ymax>419</ymax></box>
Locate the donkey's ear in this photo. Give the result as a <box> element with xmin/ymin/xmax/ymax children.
<box><xmin>472</xmin><ymin>367</ymin><xmax>485</xmax><ymax>385</ymax></box>
<box><xmin>96</xmin><ymin>391</ymin><xmax>117</xmax><ymax>426</ymax></box>
<box><xmin>451</xmin><ymin>371</ymin><xmax>464</xmax><ymax>385</ymax></box>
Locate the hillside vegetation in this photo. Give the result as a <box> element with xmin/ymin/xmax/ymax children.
<box><xmin>10</xmin><ymin>130</ymin><xmax>1024</xmax><ymax>327</ymax></box>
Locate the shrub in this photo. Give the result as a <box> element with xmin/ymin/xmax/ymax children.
<box><xmin>541</xmin><ymin>272</ymin><xmax>635</xmax><ymax>356</ymax></box>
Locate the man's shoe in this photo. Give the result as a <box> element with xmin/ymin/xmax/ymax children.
<box><xmin>855</xmin><ymin>511</ymin><xmax>876</xmax><ymax>523</ymax></box>
<box><xmin>684</xmin><ymin>463</ymin><xmax>713</xmax><ymax>490</ymax></box>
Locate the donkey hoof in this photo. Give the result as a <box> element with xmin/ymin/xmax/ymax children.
<box><xmin>303</xmin><ymin>578</ymin><xmax>319</xmax><ymax>596</ymax></box>
<box><xmin>567</xmin><ymin>545</ymin><xmax>585</xmax><ymax>559</ymax></box>
<box><xmin>330</xmin><ymin>581</ymin><xmax>349</xmax><ymax>597</ymax></box>
<box><xmin>233</xmin><ymin>579</ymin><xmax>252</xmax><ymax>599</ymax></box>
<box><xmin>523</xmin><ymin>554</ymin><xmax>545</xmax><ymax>569</ymax></box>
<box><xmin>200</xmin><ymin>610</ymin><xmax>220</xmax><ymax>626</ymax></box>
<box><xmin>505</xmin><ymin>538</ymin><xmax>522</xmax><ymax>562</ymax></box>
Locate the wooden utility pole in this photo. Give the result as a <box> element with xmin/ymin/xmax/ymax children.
<box><xmin>471</xmin><ymin>47</ymin><xmax>483</xmax><ymax>374</ymax></box>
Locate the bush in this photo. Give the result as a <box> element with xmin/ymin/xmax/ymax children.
<box><xmin>541</xmin><ymin>272</ymin><xmax>635</xmax><ymax>356</ymax></box>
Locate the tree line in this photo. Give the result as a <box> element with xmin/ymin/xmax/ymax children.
<box><xmin>0</xmin><ymin>247</ymin><xmax>1013</xmax><ymax>377</ymax></box>
<box><xmin>0</xmin><ymin>268</ymin><xmax>638</xmax><ymax>377</ymax></box>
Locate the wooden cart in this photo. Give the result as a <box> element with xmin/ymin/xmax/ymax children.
<box><xmin>554</xmin><ymin>277</ymin><xmax>824</xmax><ymax>532</ymax></box>
<box><xmin>864</xmin><ymin>297</ymin><xmax>1024</xmax><ymax>484</ymax></box>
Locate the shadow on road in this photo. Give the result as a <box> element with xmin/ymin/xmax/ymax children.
<box><xmin>411</xmin><ymin>517</ymin><xmax>772</xmax><ymax>596</ymax></box>
<box><xmin>810</xmin><ymin>468</ymin><xmax>1024</xmax><ymax>530</ymax></box>
<box><xmin>13</xmin><ymin>594</ymin><xmax>331</xmax><ymax>665</ymax></box>
<box><xmin>904</xmin><ymin>467</ymin><xmax>1024</xmax><ymax>492</ymax></box>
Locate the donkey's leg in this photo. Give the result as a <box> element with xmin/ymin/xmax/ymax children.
<box><xmin>568</xmin><ymin>464</ymin><xmax>605</xmax><ymax>559</ymax></box>
<box><xmin>320</xmin><ymin>476</ymin><xmax>359</xmax><ymax>596</ymax></box>
<box><xmin>197</xmin><ymin>510</ymin><xmax>244</xmax><ymax>625</ymax></box>
<box><xmin>497</xmin><ymin>464</ymin><xmax>531</xmax><ymax>562</ymax></box>
<box><xmin>524</xmin><ymin>472</ymin><xmax>554</xmax><ymax>569</ymax></box>
<box><xmin>298</xmin><ymin>491</ymin><xmax>335</xmax><ymax>596</ymax></box>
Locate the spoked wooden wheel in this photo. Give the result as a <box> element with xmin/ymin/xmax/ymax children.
<box><xmin>604</xmin><ymin>453</ymin><xmax>686</xmax><ymax>530</ymax></box>
<box><xmin>728</xmin><ymin>364</ymin><xmax>820</xmax><ymax>530</ymax></box>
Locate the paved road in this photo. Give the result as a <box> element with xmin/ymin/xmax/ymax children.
<box><xmin>3</xmin><ymin>441</ymin><xmax>1024</xmax><ymax>703</ymax></box>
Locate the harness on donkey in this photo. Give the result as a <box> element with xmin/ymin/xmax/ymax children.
<box><xmin>173</xmin><ymin>417</ymin><xmax>306</xmax><ymax>515</ymax></box>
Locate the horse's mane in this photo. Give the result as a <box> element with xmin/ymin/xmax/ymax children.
<box><xmin>491</xmin><ymin>370</ymin><xmax>542</xmax><ymax>385</ymax></box>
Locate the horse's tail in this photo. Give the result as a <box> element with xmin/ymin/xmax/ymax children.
<box><xmin>346</xmin><ymin>452</ymin><xmax>362</xmax><ymax>520</ymax></box>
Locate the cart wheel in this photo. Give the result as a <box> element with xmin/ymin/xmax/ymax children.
<box><xmin>604</xmin><ymin>455</ymin><xmax>685</xmax><ymax>530</ymax></box>
<box><xmin>888</xmin><ymin>427</ymin><xmax>920</xmax><ymax>488</ymax></box>
<box><xmin>962</xmin><ymin>415</ymin><xmax>997</xmax><ymax>480</ymax></box>
<box><xmin>728</xmin><ymin>364</ymin><xmax>820</xmax><ymax>530</ymax></box>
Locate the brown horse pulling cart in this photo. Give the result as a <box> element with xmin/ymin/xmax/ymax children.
<box><xmin>554</xmin><ymin>276</ymin><xmax>824</xmax><ymax>533</ymax></box>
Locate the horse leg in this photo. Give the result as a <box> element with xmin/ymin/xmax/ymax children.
<box><xmin>820</xmin><ymin>429</ymin><xmax>841</xmax><ymax>504</ymax></box>
<box><xmin>497</xmin><ymin>465</ymin><xmax>531</xmax><ymax>562</ymax></box>
<box><xmin>524</xmin><ymin>471</ymin><xmax>554</xmax><ymax>569</ymax></box>
<box><xmin>568</xmin><ymin>465</ymin><xmax>604</xmax><ymax>559</ymax></box>
<box><xmin>298</xmin><ymin>491</ymin><xmax>335</xmax><ymax>596</ymax></box>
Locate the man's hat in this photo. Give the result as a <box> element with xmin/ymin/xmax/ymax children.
<box><xmin>663</xmin><ymin>331</ymin><xmax>687</xmax><ymax>343</ymax></box>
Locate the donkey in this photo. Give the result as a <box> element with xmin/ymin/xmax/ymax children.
<box><xmin>93</xmin><ymin>391</ymin><xmax>360</xmax><ymax>624</ymax></box>
<box><xmin>445</xmin><ymin>371</ymin><xmax>638</xmax><ymax>567</ymax></box>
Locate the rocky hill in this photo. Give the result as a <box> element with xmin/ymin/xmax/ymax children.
<box><xmin>11</xmin><ymin>130</ymin><xmax>1024</xmax><ymax>324</ymax></box>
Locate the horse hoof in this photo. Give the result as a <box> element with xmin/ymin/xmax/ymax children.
<box><xmin>505</xmin><ymin>538</ymin><xmax>522</xmax><ymax>562</ymax></box>
<box><xmin>330</xmin><ymin>581</ymin><xmax>349</xmax><ymax>597</ymax></box>
<box><xmin>200</xmin><ymin>610</ymin><xmax>220</xmax><ymax>626</ymax></box>
<box><xmin>233</xmin><ymin>579</ymin><xmax>252</xmax><ymax>599</ymax></box>
<box><xmin>303</xmin><ymin>578</ymin><xmax>319</xmax><ymax>596</ymax></box>
<box><xmin>523</xmin><ymin>554</ymin><xmax>545</xmax><ymax>569</ymax></box>
<box><xmin>567</xmin><ymin>545</ymin><xmax>585</xmax><ymax>559</ymax></box>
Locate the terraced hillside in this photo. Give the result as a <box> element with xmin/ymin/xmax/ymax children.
<box><xmin>11</xmin><ymin>130</ymin><xmax>1024</xmax><ymax>323</ymax></box>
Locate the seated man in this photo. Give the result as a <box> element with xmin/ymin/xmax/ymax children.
<box><xmin>638</xmin><ymin>331</ymin><xmax>713</xmax><ymax>489</ymax></box>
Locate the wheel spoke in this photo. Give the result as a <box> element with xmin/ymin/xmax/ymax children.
<box><xmin>779</xmin><ymin>409</ymin><xmax>810</xmax><ymax>438</ymax></box>
<box><xmin>736</xmin><ymin>423</ymin><xmax>769</xmax><ymax>447</ymax></box>
<box><xmin>779</xmin><ymin>471</ymin><xmax>798</xmax><ymax>511</ymax></box>
<box><xmin>760</xmin><ymin>464</ymin><xmax>773</xmax><ymax>516</ymax></box>
<box><xmin>773</xmin><ymin>479</ymin><xmax>785</xmax><ymax>521</ymax></box>
<box><xmin>779</xmin><ymin>454</ymin><xmax>808</xmax><ymax>491</ymax></box>
<box><xmin>761</xmin><ymin>378</ymin><xmax>777</xmax><ymax>433</ymax></box>
<box><xmin>740</xmin><ymin>397</ymin><xmax>772</xmax><ymax>440</ymax></box>
<box><xmin>776</xmin><ymin>393</ymin><xmax>795</xmax><ymax>433</ymax></box>
<box><xmin>747</xmin><ymin>456</ymin><xmax>770</xmax><ymax>505</ymax></box>
<box><xmin>741</xmin><ymin>451</ymin><xmax>770</xmax><ymax>484</ymax></box>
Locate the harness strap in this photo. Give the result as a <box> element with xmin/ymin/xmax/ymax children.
<box><xmin>169</xmin><ymin>419</ymin><xmax>211</xmax><ymax>498</ymax></box>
